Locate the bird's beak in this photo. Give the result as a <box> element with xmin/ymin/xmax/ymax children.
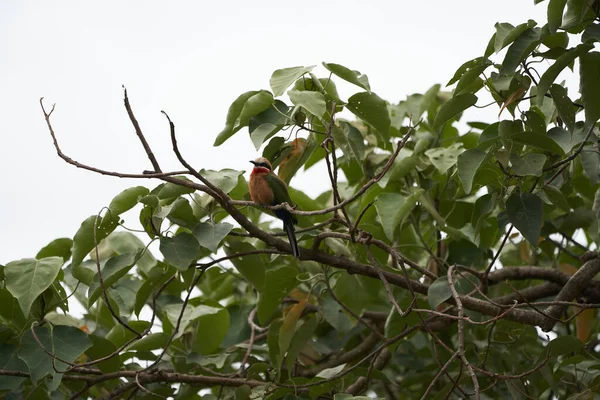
<box><xmin>249</xmin><ymin>160</ymin><xmax>257</xmax><ymax>165</ymax></box>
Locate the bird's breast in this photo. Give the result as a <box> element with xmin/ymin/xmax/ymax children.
<box><xmin>249</xmin><ymin>174</ymin><xmax>275</xmax><ymax>205</ymax></box>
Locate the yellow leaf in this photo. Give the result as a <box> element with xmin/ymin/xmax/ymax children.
<box><xmin>289</xmin><ymin>288</ymin><xmax>317</xmax><ymax>305</ymax></box>
<box><xmin>519</xmin><ymin>241</ymin><xmax>531</xmax><ymax>264</ymax></box>
<box><xmin>498</xmin><ymin>87</ymin><xmax>526</xmax><ymax>117</ymax></box>
<box><xmin>560</xmin><ymin>263</ymin><xmax>578</xmax><ymax>276</ymax></box>
<box><xmin>278</xmin><ymin>138</ymin><xmax>308</xmax><ymax>184</ymax></box>
<box><xmin>282</xmin><ymin>299</ymin><xmax>306</xmax><ymax>333</ymax></box>
<box><xmin>576</xmin><ymin>308</ymin><xmax>595</xmax><ymax>343</ymax></box>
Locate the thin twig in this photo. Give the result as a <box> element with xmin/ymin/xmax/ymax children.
<box><xmin>421</xmin><ymin>352</ymin><xmax>459</xmax><ymax>400</ymax></box>
<box><xmin>123</xmin><ymin>87</ymin><xmax>162</xmax><ymax>172</ymax></box>
<box><xmin>481</xmin><ymin>225</ymin><xmax>514</xmax><ymax>291</ymax></box>
<box><xmin>40</xmin><ymin>98</ymin><xmax>190</xmax><ymax>179</ymax></box>
<box><xmin>325</xmin><ymin>269</ymin><xmax>385</xmax><ymax>340</ymax></box>
<box><xmin>543</xmin><ymin>123</ymin><xmax>596</xmax><ymax>172</ymax></box>
<box><xmin>447</xmin><ymin>265</ymin><xmax>480</xmax><ymax>399</ymax></box>
<box><xmin>93</xmin><ymin>210</ymin><xmax>141</xmax><ymax>338</ymax></box>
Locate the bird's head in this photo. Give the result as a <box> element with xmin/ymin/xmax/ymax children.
<box><xmin>250</xmin><ymin>157</ymin><xmax>272</xmax><ymax>174</ymax></box>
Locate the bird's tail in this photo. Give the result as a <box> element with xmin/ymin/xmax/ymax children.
<box><xmin>283</xmin><ymin>217</ymin><xmax>300</xmax><ymax>258</ymax></box>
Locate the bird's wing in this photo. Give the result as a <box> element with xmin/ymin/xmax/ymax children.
<box><xmin>264</xmin><ymin>173</ymin><xmax>294</xmax><ymax>205</ymax></box>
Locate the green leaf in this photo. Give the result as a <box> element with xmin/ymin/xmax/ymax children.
<box><xmin>580</xmin><ymin>150</ymin><xmax>600</xmax><ymax>184</ymax></box>
<box><xmin>108</xmin><ymin>186</ymin><xmax>149</xmax><ymax>215</ymax></box>
<box><xmin>193</xmin><ymin>304</ymin><xmax>230</xmax><ymax>355</ymax></box>
<box><xmin>19</xmin><ymin>325</ymin><xmax>91</xmax><ymax>388</ymax></box>
<box><xmin>167</xmin><ymin>197</ymin><xmax>199</xmax><ymax>230</ymax></box>
<box><xmin>510</xmin><ymin>153</ymin><xmax>547</xmax><ymax>176</ymax></box>
<box><xmin>214</xmin><ymin>91</ymin><xmax>259</xmax><ymax>146</ymax></box>
<box><xmin>72</xmin><ymin>214</ymin><xmax>119</xmax><ymax>270</ymax></box>
<box><xmin>164</xmin><ymin>303</ymin><xmax>225</xmax><ymax>342</ymax></box>
<box><xmin>424</xmin><ymin>143</ymin><xmax>464</xmax><ymax>174</ymax></box>
<box><xmin>543</xmin><ymin>32</ymin><xmax>569</xmax><ymax>49</ymax></box>
<box><xmin>214</xmin><ymin>91</ymin><xmax>274</xmax><ymax>146</ymax></box>
<box><xmin>199</xmin><ymin>169</ymin><xmax>244</xmax><ymax>194</ymax></box>
<box><xmin>580</xmin><ymin>51</ymin><xmax>600</xmax><ymax>128</ymax></box>
<box><xmin>447</xmin><ymin>57</ymin><xmax>491</xmax><ymax>86</ymax></box>
<box><xmin>385</xmin><ymin>153</ymin><xmax>417</xmax><ymax>188</ymax></box>
<box><xmin>582</xmin><ymin>23</ymin><xmax>600</xmax><ymax>43</ymax></box>
<box><xmin>322</xmin><ymin>295</ymin><xmax>354</xmax><ymax>333</ymax></box>
<box><xmin>270</xmin><ymin>66</ymin><xmax>315</xmax><ymax>96</ymax></box>
<box><xmin>257</xmin><ymin>266</ymin><xmax>298</xmax><ymax>324</ymax></box>
<box><xmin>346</xmin><ymin>92</ymin><xmax>391</xmax><ymax>142</ymax></box>
<box><xmin>193</xmin><ymin>222</ymin><xmax>233</xmax><ymax>252</ymax></box>
<box><xmin>374</xmin><ymin>193</ymin><xmax>405</xmax><ymax>241</ymax></box>
<box><xmin>86</xmin><ymin>335</ymin><xmax>121</xmax><ymax>373</ymax></box>
<box><xmin>594</xmin><ymin>187</ymin><xmax>600</xmax><ymax>238</ymax></box>
<box><xmin>420</xmin><ymin>84</ymin><xmax>441</xmax><ymax>116</ymax></box>
<box><xmin>199</xmin><ymin>267</ymin><xmax>234</xmax><ymax>301</ymax></box>
<box><xmin>249</xmin><ymin>99</ymin><xmax>288</xmax><ymax>130</ymax></box>
<box><xmin>511</xmin><ymin>132</ymin><xmax>565</xmax><ymax>155</ymax></box>
<box><xmin>88</xmin><ymin>251</ymin><xmax>140</xmax><ymax>307</ymax></box>
<box><xmin>500</xmin><ymin>28</ymin><xmax>541</xmax><ymax>76</ymax></box>
<box><xmin>5</xmin><ymin>257</ymin><xmax>62</xmax><ymax>318</ymax></box>
<box><xmin>285</xmin><ymin>315</ymin><xmax>318</xmax><ymax>373</ymax></box>
<box><xmin>159</xmin><ymin>233</ymin><xmax>201</xmax><ymax>270</ymax></box>
<box><xmin>157</xmin><ymin>180</ymin><xmax>195</xmax><ymax>199</ymax></box>
<box><xmin>537</xmin><ymin>43</ymin><xmax>593</xmax><ymax>106</ymax></box>
<box><xmin>550</xmin><ymin>84</ymin><xmax>576</xmax><ymax>132</ymax></box>
<box><xmin>225</xmin><ymin>242</ymin><xmax>265</xmax><ymax>292</ymax></box>
<box><xmin>107</xmin><ymin>231</ymin><xmax>156</xmax><ymax>275</ymax></box>
<box><xmin>251</xmin><ymin>123</ymin><xmax>280</xmax><ymax>151</ymax></box>
<box><xmin>267</xmin><ymin>319</ymin><xmax>283</xmax><ymax>373</ymax></box>
<box><xmin>322</xmin><ymin>62</ymin><xmax>371</xmax><ymax>92</ymax></box>
<box><xmin>0</xmin><ymin>289</ymin><xmax>28</xmax><ymax>329</ymax></box>
<box><xmin>375</xmin><ymin>191</ymin><xmax>423</xmax><ymax>241</ymax></box>
<box><xmin>134</xmin><ymin>264</ymin><xmax>176</xmax><ymax>316</ymax></box>
<box><xmin>432</xmin><ymin>93</ymin><xmax>477</xmax><ymax>131</ymax></box>
<box><xmin>549</xmin><ymin>335</ymin><xmax>583</xmax><ymax>356</ymax></box>
<box><xmin>316</xmin><ymin>363</ymin><xmax>346</xmax><ymax>379</ymax></box>
<box><xmin>36</xmin><ymin>238</ymin><xmax>72</xmax><ymax>262</ymax></box>
<box><xmin>506</xmin><ymin>192</ymin><xmax>544</xmax><ymax>245</ymax></box>
<box><xmin>288</xmin><ymin>90</ymin><xmax>326</xmax><ymax>118</ymax></box>
<box><xmin>544</xmin><ymin>185</ymin><xmax>571</xmax><ymax>212</ymax></box>
<box><xmin>454</xmin><ymin>63</ymin><xmax>490</xmax><ymax>96</ymax></box>
<box><xmin>128</xmin><ymin>336</ymin><xmax>168</xmax><ymax>355</ymax></box>
<box><xmin>562</xmin><ymin>0</ymin><xmax>593</xmax><ymax>29</ymax></box>
<box><xmin>0</xmin><ymin>344</ymin><xmax>28</xmax><ymax>391</ymax></box>
<box><xmin>428</xmin><ymin>277</ymin><xmax>452</xmax><ymax>309</ymax></box>
<box><xmin>105</xmin><ymin>320</ymin><xmax>150</xmax><ymax>346</ymax></box>
<box><xmin>548</xmin><ymin>0</ymin><xmax>568</xmax><ymax>33</ymax></box>
<box><xmin>334</xmin><ymin>273</ymin><xmax>369</xmax><ymax>316</ymax></box>
<box><xmin>494</xmin><ymin>22</ymin><xmax>516</xmax><ymax>53</ymax></box>
<box><xmin>332</xmin><ymin>122</ymin><xmax>365</xmax><ymax>165</ymax></box>
<box><xmin>547</xmin><ymin>126</ymin><xmax>583</xmax><ymax>153</ymax></box>
<box><xmin>494</xmin><ymin>20</ymin><xmax>537</xmax><ymax>53</ymax></box>
<box><xmin>457</xmin><ymin>148</ymin><xmax>487</xmax><ymax>194</ymax></box>
<box><xmin>239</xmin><ymin>91</ymin><xmax>274</xmax><ymax>129</ymax></box>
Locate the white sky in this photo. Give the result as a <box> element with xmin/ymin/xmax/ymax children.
<box><xmin>0</xmin><ymin>1</ymin><xmax>547</xmax><ymax>264</ymax></box>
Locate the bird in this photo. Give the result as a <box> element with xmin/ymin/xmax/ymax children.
<box><xmin>248</xmin><ymin>157</ymin><xmax>300</xmax><ymax>258</ymax></box>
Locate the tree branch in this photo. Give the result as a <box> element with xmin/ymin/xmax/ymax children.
<box><xmin>123</xmin><ymin>87</ymin><xmax>162</xmax><ymax>172</ymax></box>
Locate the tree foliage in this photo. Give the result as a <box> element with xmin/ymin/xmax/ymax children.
<box><xmin>3</xmin><ymin>1</ymin><xmax>600</xmax><ymax>399</ymax></box>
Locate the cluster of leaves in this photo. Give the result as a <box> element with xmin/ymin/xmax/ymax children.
<box><xmin>2</xmin><ymin>1</ymin><xmax>600</xmax><ymax>399</ymax></box>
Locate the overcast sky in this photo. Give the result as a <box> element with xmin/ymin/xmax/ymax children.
<box><xmin>0</xmin><ymin>1</ymin><xmax>547</xmax><ymax>264</ymax></box>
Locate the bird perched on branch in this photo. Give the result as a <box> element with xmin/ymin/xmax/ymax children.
<box><xmin>249</xmin><ymin>157</ymin><xmax>300</xmax><ymax>258</ymax></box>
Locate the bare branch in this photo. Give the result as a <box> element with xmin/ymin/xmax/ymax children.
<box><xmin>123</xmin><ymin>87</ymin><xmax>162</xmax><ymax>172</ymax></box>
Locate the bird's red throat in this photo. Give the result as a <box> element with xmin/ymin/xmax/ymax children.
<box><xmin>251</xmin><ymin>167</ymin><xmax>270</xmax><ymax>175</ymax></box>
